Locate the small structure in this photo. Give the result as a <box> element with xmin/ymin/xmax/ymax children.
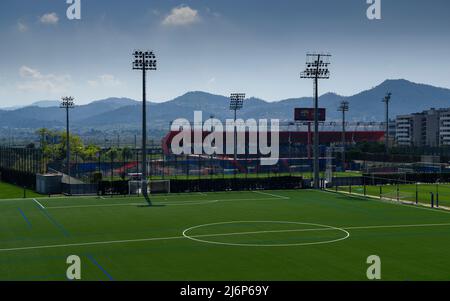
<box><xmin>36</xmin><ymin>173</ymin><xmax>63</xmax><ymax>195</ymax></box>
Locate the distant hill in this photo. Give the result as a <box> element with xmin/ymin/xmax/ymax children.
<box><xmin>30</xmin><ymin>100</ymin><xmax>60</xmax><ymax>108</ymax></box>
<box><xmin>1</xmin><ymin>100</ymin><xmax>59</xmax><ymax>110</ymax></box>
<box><xmin>1</xmin><ymin>80</ymin><xmax>450</xmax><ymax>131</ymax></box>
<box><xmin>0</xmin><ymin>97</ymin><xmax>138</xmax><ymax>128</ymax></box>
<box><xmin>343</xmin><ymin>79</ymin><xmax>450</xmax><ymax>121</ymax></box>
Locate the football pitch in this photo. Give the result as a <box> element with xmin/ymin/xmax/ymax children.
<box><xmin>1</xmin><ymin>189</ymin><xmax>450</xmax><ymax>281</ymax></box>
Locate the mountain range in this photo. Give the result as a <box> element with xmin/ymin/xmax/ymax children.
<box><xmin>1</xmin><ymin>79</ymin><xmax>450</xmax><ymax>133</ymax></box>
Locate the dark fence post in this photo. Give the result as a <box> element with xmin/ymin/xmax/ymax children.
<box><xmin>363</xmin><ymin>182</ymin><xmax>366</xmax><ymax>196</ymax></box>
<box><xmin>436</xmin><ymin>183</ymin><xmax>439</xmax><ymax>208</ymax></box>
<box><xmin>415</xmin><ymin>184</ymin><xmax>418</xmax><ymax>205</ymax></box>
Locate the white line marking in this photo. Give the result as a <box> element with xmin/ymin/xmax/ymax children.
<box><xmin>186</xmin><ymin>221</ymin><xmax>450</xmax><ymax>246</ymax></box>
<box><xmin>192</xmin><ymin>222</ymin><xmax>450</xmax><ymax>237</ymax></box>
<box><xmin>46</xmin><ymin>200</ymin><xmax>220</xmax><ymax>209</ymax></box>
<box><xmin>0</xmin><ymin>236</ymin><xmax>184</xmax><ymax>252</ymax></box>
<box><xmin>0</xmin><ymin>190</ymin><xmax>276</xmax><ymax>203</ymax></box>
<box><xmin>156</xmin><ymin>200</ymin><xmax>219</xmax><ymax>206</ymax></box>
<box><xmin>252</xmin><ymin>191</ymin><xmax>290</xmax><ymax>199</ymax></box>
<box><xmin>33</xmin><ymin>199</ymin><xmax>45</xmax><ymax>209</ymax></box>
<box><xmin>47</xmin><ymin>203</ymin><xmax>145</xmax><ymax>209</ymax></box>
<box><xmin>214</xmin><ymin>197</ymin><xmax>282</xmax><ymax>203</ymax></box>
<box><xmin>2</xmin><ymin>221</ymin><xmax>450</xmax><ymax>252</ymax></box>
<box><xmin>43</xmin><ymin>198</ymin><xmax>277</xmax><ymax>210</ymax></box>
<box><xmin>183</xmin><ymin>221</ymin><xmax>350</xmax><ymax>247</ymax></box>
<box><xmin>344</xmin><ymin>222</ymin><xmax>450</xmax><ymax>231</ymax></box>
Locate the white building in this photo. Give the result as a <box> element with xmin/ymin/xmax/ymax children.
<box><xmin>395</xmin><ymin>108</ymin><xmax>450</xmax><ymax>147</ymax></box>
<box><xmin>439</xmin><ymin>110</ymin><xmax>450</xmax><ymax>146</ymax></box>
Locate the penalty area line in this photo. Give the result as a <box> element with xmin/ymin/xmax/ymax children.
<box><xmin>43</xmin><ymin>197</ymin><xmax>281</xmax><ymax>210</ymax></box>
<box><xmin>252</xmin><ymin>191</ymin><xmax>290</xmax><ymax>199</ymax></box>
<box><xmin>33</xmin><ymin>198</ymin><xmax>45</xmax><ymax>209</ymax></box>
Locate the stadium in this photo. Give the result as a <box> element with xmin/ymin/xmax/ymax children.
<box><xmin>2</xmin><ymin>98</ymin><xmax>450</xmax><ymax>283</ymax></box>
<box><xmin>1</xmin><ymin>1</ymin><xmax>450</xmax><ymax>296</ymax></box>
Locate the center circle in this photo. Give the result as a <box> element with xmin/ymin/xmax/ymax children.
<box><xmin>182</xmin><ymin>221</ymin><xmax>350</xmax><ymax>247</ymax></box>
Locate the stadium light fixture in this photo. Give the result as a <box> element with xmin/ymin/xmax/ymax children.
<box><xmin>132</xmin><ymin>50</ymin><xmax>157</xmax><ymax>202</ymax></box>
<box><xmin>60</xmin><ymin>96</ymin><xmax>75</xmax><ymax>194</ymax></box>
<box><xmin>338</xmin><ymin>100</ymin><xmax>349</xmax><ymax>170</ymax></box>
<box><xmin>300</xmin><ymin>53</ymin><xmax>332</xmax><ymax>189</ymax></box>
<box><xmin>230</xmin><ymin>93</ymin><xmax>245</xmax><ymax>111</ymax></box>
<box><xmin>229</xmin><ymin>93</ymin><xmax>245</xmax><ymax>177</ymax></box>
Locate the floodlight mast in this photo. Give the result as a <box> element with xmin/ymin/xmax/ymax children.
<box><xmin>301</xmin><ymin>53</ymin><xmax>331</xmax><ymax>189</ymax></box>
<box><xmin>338</xmin><ymin>100</ymin><xmax>349</xmax><ymax>170</ymax></box>
<box><xmin>132</xmin><ymin>50</ymin><xmax>157</xmax><ymax>200</ymax></box>
<box><xmin>60</xmin><ymin>96</ymin><xmax>75</xmax><ymax>194</ymax></box>
<box><xmin>382</xmin><ymin>92</ymin><xmax>392</xmax><ymax>153</ymax></box>
<box><xmin>230</xmin><ymin>93</ymin><xmax>245</xmax><ymax>177</ymax></box>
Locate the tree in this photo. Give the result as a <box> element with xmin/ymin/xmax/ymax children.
<box><xmin>36</xmin><ymin>128</ymin><xmax>92</xmax><ymax>162</ymax></box>
<box><xmin>82</xmin><ymin>144</ymin><xmax>101</xmax><ymax>161</ymax></box>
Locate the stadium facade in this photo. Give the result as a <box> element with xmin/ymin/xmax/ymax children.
<box><xmin>162</xmin><ymin>126</ymin><xmax>385</xmax><ymax>158</ymax></box>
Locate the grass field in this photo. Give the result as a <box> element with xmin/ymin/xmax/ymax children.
<box><xmin>0</xmin><ymin>181</ymin><xmax>41</xmax><ymax>200</ymax></box>
<box><xmin>1</xmin><ymin>189</ymin><xmax>450</xmax><ymax>281</ymax></box>
<box><xmin>337</xmin><ymin>183</ymin><xmax>450</xmax><ymax>208</ymax></box>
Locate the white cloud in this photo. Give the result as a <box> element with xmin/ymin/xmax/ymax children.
<box><xmin>19</xmin><ymin>66</ymin><xmax>41</xmax><ymax>79</ymax></box>
<box><xmin>18</xmin><ymin>66</ymin><xmax>71</xmax><ymax>94</ymax></box>
<box><xmin>205</xmin><ymin>7</ymin><xmax>221</xmax><ymax>18</ymax></box>
<box><xmin>162</xmin><ymin>5</ymin><xmax>200</xmax><ymax>26</ymax></box>
<box><xmin>17</xmin><ymin>20</ymin><xmax>28</xmax><ymax>32</ymax></box>
<box><xmin>39</xmin><ymin>12</ymin><xmax>59</xmax><ymax>25</ymax></box>
<box><xmin>88</xmin><ymin>74</ymin><xmax>121</xmax><ymax>87</ymax></box>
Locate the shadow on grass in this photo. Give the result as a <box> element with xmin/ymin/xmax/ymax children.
<box><xmin>137</xmin><ymin>204</ymin><xmax>166</xmax><ymax>208</ymax></box>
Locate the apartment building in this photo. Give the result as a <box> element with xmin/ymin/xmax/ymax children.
<box><xmin>440</xmin><ymin>110</ymin><xmax>450</xmax><ymax>146</ymax></box>
<box><xmin>395</xmin><ymin>108</ymin><xmax>450</xmax><ymax>147</ymax></box>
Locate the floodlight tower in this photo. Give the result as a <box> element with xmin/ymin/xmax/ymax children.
<box><xmin>382</xmin><ymin>92</ymin><xmax>392</xmax><ymax>153</ymax></box>
<box><xmin>60</xmin><ymin>96</ymin><xmax>75</xmax><ymax>191</ymax></box>
<box><xmin>132</xmin><ymin>50</ymin><xmax>157</xmax><ymax>199</ymax></box>
<box><xmin>301</xmin><ymin>53</ymin><xmax>331</xmax><ymax>189</ymax></box>
<box><xmin>338</xmin><ymin>100</ymin><xmax>349</xmax><ymax>170</ymax></box>
<box><xmin>230</xmin><ymin>93</ymin><xmax>245</xmax><ymax>176</ymax></box>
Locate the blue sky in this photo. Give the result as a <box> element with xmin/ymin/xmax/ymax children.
<box><xmin>0</xmin><ymin>0</ymin><xmax>449</xmax><ymax>106</ymax></box>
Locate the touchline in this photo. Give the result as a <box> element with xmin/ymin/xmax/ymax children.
<box><xmin>170</xmin><ymin>111</ymin><xmax>280</xmax><ymax>165</ymax></box>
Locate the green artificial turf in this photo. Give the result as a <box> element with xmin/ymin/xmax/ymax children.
<box><xmin>1</xmin><ymin>189</ymin><xmax>450</xmax><ymax>281</ymax></box>
<box><xmin>337</xmin><ymin>183</ymin><xmax>450</xmax><ymax>208</ymax></box>
<box><xmin>0</xmin><ymin>181</ymin><xmax>41</xmax><ymax>199</ymax></box>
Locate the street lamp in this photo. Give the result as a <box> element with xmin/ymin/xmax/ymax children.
<box><xmin>301</xmin><ymin>53</ymin><xmax>332</xmax><ymax>189</ymax></box>
<box><xmin>132</xmin><ymin>50</ymin><xmax>157</xmax><ymax>202</ymax></box>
